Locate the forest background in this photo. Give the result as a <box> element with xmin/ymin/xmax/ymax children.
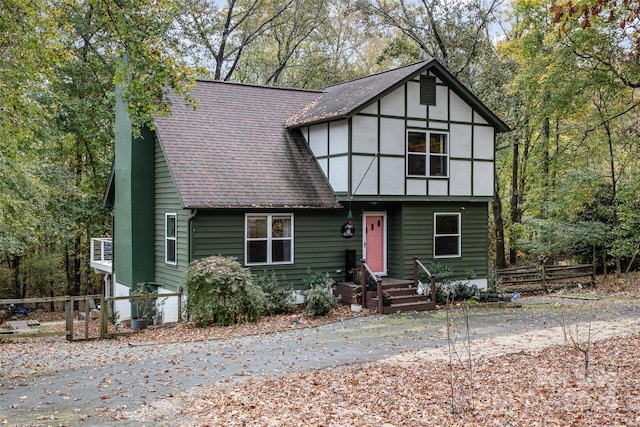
<box><xmin>1</xmin><ymin>0</ymin><xmax>638</xmax><ymax>300</ymax></box>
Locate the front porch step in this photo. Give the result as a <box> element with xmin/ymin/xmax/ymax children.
<box><xmin>366</xmin><ymin>292</ymin><xmax>429</xmax><ymax>305</ymax></box>
<box><xmin>337</xmin><ymin>277</ymin><xmax>436</xmax><ymax>313</ymax></box>
<box><xmin>381</xmin><ymin>301</ymin><xmax>437</xmax><ymax>314</ymax></box>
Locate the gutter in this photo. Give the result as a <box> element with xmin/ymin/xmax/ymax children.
<box><xmin>187</xmin><ymin>209</ymin><xmax>198</xmax><ymax>263</ymax></box>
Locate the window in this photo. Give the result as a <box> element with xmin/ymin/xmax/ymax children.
<box><xmin>246</xmin><ymin>214</ymin><xmax>293</xmax><ymax>265</ymax></box>
<box><xmin>165</xmin><ymin>213</ymin><xmax>177</xmax><ymax>264</ymax></box>
<box><xmin>434</xmin><ymin>213</ymin><xmax>460</xmax><ymax>258</ymax></box>
<box><xmin>407</xmin><ymin>131</ymin><xmax>448</xmax><ymax>177</ymax></box>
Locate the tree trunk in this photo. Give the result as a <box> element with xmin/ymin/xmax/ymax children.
<box><xmin>541</xmin><ymin>116</ymin><xmax>550</xmax><ymax>218</ymax></box>
<box><xmin>493</xmin><ymin>180</ymin><xmax>507</xmax><ymax>269</ymax></box>
<box><xmin>73</xmin><ymin>236</ymin><xmax>82</xmax><ymax>307</ymax></box>
<box><xmin>7</xmin><ymin>255</ymin><xmax>22</xmax><ymax>298</ymax></box>
<box><xmin>65</xmin><ymin>244</ymin><xmax>72</xmax><ymax>295</ymax></box>
<box><xmin>50</xmin><ymin>283</ymin><xmax>55</xmax><ymax>312</ymax></box>
<box><xmin>605</xmin><ymin>122</ymin><xmax>621</xmax><ymax>274</ymax></box>
<box><xmin>509</xmin><ymin>139</ymin><xmax>520</xmax><ymax>265</ymax></box>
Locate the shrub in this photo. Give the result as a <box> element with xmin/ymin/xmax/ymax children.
<box><xmin>254</xmin><ymin>270</ymin><xmax>296</xmax><ymax>315</ymax></box>
<box><xmin>431</xmin><ymin>263</ymin><xmax>479</xmax><ymax>304</ymax></box>
<box><xmin>185</xmin><ymin>255</ymin><xmax>266</xmax><ymax>327</ymax></box>
<box><xmin>302</xmin><ymin>268</ymin><xmax>339</xmax><ymax>317</ymax></box>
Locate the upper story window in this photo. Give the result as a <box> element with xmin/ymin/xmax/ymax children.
<box><xmin>165</xmin><ymin>213</ymin><xmax>177</xmax><ymax>264</ymax></box>
<box><xmin>246</xmin><ymin>214</ymin><xmax>294</xmax><ymax>265</ymax></box>
<box><xmin>407</xmin><ymin>131</ymin><xmax>448</xmax><ymax>177</ymax></box>
<box><xmin>434</xmin><ymin>213</ymin><xmax>461</xmax><ymax>258</ymax></box>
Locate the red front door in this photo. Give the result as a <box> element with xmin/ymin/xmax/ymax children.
<box><xmin>364</xmin><ymin>213</ymin><xmax>385</xmax><ymax>274</ymax></box>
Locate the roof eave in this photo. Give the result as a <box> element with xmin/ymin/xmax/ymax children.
<box><xmin>286</xmin><ymin>113</ymin><xmax>350</xmax><ymax>129</ymax></box>
<box><xmin>102</xmin><ymin>160</ymin><xmax>115</xmax><ymax>210</ymax></box>
<box><xmin>428</xmin><ymin>61</ymin><xmax>512</xmax><ymax>133</ymax></box>
<box><xmin>185</xmin><ymin>203</ymin><xmax>343</xmax><ymax>210</ymax></box>
<box><xmin>289</xmin><ymin>59</ymin><xmax>511</xmax><ymax>133</ymax></box>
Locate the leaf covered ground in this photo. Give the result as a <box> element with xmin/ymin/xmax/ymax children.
<box><xmin>122</xmin><ymin>272</ymin><xmax>640</xmax><ymax>426</ymax></box>
<box><xmin>2</xmin><ymin>272</ymin><xmax>639</xmax><ymax>426</ymax></box>
<box><xmin>130</xmin><ymin>333</ymin><xmax>640</xmax><ymax>426</ymax></box>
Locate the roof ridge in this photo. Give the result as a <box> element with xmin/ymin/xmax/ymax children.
<box><xmin>325</xmin><ymin>59</ymin><xmax>433</xmax><ymax>89</ymax></box>
<box><xmin>193</xmin><ymin>78</ymin><xmax>324</xmax><ymax>94</ymax></box>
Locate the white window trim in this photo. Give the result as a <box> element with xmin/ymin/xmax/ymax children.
<box><xmin>433</xmin><ymin>212</ymin><xmax>461</xmax><ymax>258</ymax></box>
<box><xmin>245</xmin><ymin>213</ymin><xmax>294</xmax><ymax>266</ymax></box>
<box><xmin>406</xmin><ymin>130</ymin><xmax>450</xmax><ymax>178</ymax></box>
<box><xmin>165</xmin><ymin>213</ymin><xmax>177</xmax><ymax>265</ymax></box>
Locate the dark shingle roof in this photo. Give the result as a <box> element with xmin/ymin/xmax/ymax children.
<box><xmin>286</xmin><ymin>61</ymin><xmax>428</xmax><ymax>128</ymax></box>
<box><xmin>286</xmin><ymin>59</ymin><xmax>510</xmax><ymax>133</ymax></box>
<box><xmin>151</xmin><ymin>59</ymin><xmax>509</xmax><ymax>210</ymax></box>
<box><xmin>154</xmin><ymin>82</ymin><xmax>341</xmax><ymax>209</ymax></box>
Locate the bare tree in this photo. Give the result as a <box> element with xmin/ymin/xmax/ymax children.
<box><xmin>175</xmin><ymin>0</ymin><xmax>295</xmax><ymax>81</ymax></box>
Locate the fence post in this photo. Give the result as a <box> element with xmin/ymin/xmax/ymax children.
<box><xmin>177</xmin><ymin>287</ymin><xmax>183</xmax><ymax>323</ymax></box>
<box><xmin>65</xmin><ymin>297</ymin><xmax>74</xmax><ymax>342</ymax></box>
<box><xmin>100</xmin><ymin>296</ymin><xmax>107</xmax><ymax>340</ymax></box>
<box><xmin>541</xmin><ymin>264</ymin><xmax>546</xmax><ymax>289</ymax></box>
<box><xmin>360</xmin><ymin>259</ymin><xmax>367</xmax><ymax>309</ymax></box>
<box><xmin>430</xmin><ymin>275</ymin><xmax>437</xmax><ymax>304</ymax></box>
<box><xmin>84</xmin><ymin>298</ymin><xmax>90</xmax><ymax>339</ymax></box>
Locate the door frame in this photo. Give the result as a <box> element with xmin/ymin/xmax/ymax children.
<box><xmin>362</xmin><ymin>211</ymin><xmax>387</xmax><ymax>276</ymax></box>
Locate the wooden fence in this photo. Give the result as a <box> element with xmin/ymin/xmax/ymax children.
<box><xmin>1</xmin><ymin>289</ymin><xmax>182</xmax><ymax>342</ymax></box>
<box><xmin>497</xmin><ymin>264</ymin><xmax>595</xmax><ymax>292</ymax></box>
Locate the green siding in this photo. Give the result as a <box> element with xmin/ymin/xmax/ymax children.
<box><xmin>386</xmin><ymin>208</ymin><xmax>404</xmax><ymax>277</ymax></box>
<box><xmin>190</xmin><ymin>201</ymin><xmax>488</xmax><ymax>289</ymax></box>
<box><xmin>400</xmin><ymin>202</ymin><xmax>489</xmax><ymax>279</ymax></box>
<box><xmin>193</xmin><ymin>210</ymin><xmax>361</xmax><ymax>289</ymax></box>
<box><xmin>153</xmin><ymin>142</ymin><xmax>189</xmax><ymax>292</ymax></box>
<box><xmin>113</xmin><ymin>90</ymin><xmax>155</xmax><ymax>288</ymax></box>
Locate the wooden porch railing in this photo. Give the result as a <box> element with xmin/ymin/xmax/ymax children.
<box><xmin>359</xmin><ymin>259</ymin><xmax>383</xmax><ymax>313</ymax></box>
<box><xmin>357</xmin><ymin>258</ymin><xmax>437</xmax><ymax>313</ymax></box>
<box><xmin>413</xmin><ymin>256</ymin><xmax>436</xmax><ymax>304</ymax></box>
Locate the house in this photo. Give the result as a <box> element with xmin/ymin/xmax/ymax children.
<box><xmin>92</xmin><ymin>59</ymin><xmax>509</xmax><ymax>321</ymax></box>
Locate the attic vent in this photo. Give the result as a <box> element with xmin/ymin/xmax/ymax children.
<box><xmin>420</xmin><ymin>75</ymin><xmax>436</xmax><ymax>106</ymax></box>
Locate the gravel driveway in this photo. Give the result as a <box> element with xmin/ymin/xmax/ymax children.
<box><xmin>1</xmin><ymin>296</ymin><xmax>639</xmax><ymax>426</ymax></box>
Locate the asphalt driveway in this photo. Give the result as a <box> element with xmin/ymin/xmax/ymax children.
<box><xmin>1</xmin><ymin>298</ymin><xmax>639</xmax><ymax>426</ymax></box>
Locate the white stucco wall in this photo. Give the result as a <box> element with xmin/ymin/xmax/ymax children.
<box><xmin>329</xmin><ymin>120</ymin><xmax>348</xmax><ymax>155</ymax></box>
<box><xmin>308</xmin><ymin>124</ymin><xmax>328</xmax><ymax>157</ymax></box>
<box><xmin>329</xmin><ymin>155</ymin><xmax>349</xmax><ymax>192</ymax></box>
<box><xmin>352</xmin><ymin>116</ymin><xmax>378</xmax><ymax>153</ymax></box>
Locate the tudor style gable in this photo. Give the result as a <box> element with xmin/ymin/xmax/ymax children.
<box><xmin>288</xmin><ymin>60</ymin><xmax>509</xmax><ymax>200</ymax></box>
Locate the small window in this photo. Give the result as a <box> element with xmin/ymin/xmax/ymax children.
<box><xmin>434</xmin><ymin>213</ymin><xmax>460</xmax><ymax>258</ymax></box>
<box><xmin>407</xmin><ymin>131</ymin><xmax>449</xmax><ymax>177</ymax></box>
<box><xmin>165</xmin><ymin>213</ymin><xmax>177</xmax><ymax>264</ymax></box>
<box><xmin>420</xmin><ymin>75</ymin><xmax>437</xmax><ymax>105</ymax></box>
<box><xmin>246</xmin><ymin>214</ymin><xmax>293</xmax><ymax>265</ymax></box>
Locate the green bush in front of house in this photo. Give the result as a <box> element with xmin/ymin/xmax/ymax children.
<box><xmin>185</xmin><ymin>255</ymin><xmax>266</xmax><ymax>327</ymax></box>
<box><xmin>253</xmin><ymin>270</ymin><xmax>296</xmax><ymax>315</ymax></box>
<box><xmin>302</xmin><ymin>268</ymin><xmax>339</xmax><ymax>317</ymax></box>
<box><xmin>431</xmin><ymin>262</ymin><xmax>479</xmax><ymax>304</ymax></box>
